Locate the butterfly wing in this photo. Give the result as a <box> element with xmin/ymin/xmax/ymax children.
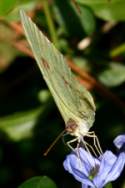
<box><xmin>74</xmin><ymin>79</ymin><xmax>96</xmax><ymax>129</ymax></box>
<box><xmin>20</xmin><ymin>10</ymin><xmax>95</xmax><ymax>129</ymax></box>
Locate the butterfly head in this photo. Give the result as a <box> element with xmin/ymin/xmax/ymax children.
<box><xmin>66</xmin><ymin>118</ymin><xmax>89</xmax><ymax>139</ymax></box>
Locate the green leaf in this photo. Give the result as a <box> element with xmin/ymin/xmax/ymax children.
<box><xmin>0</xmin><ymin>42</ymin><xmax>18</xmax><ymax>72</ymax></box>
<box><xmin>78</xmin><ymin>5</ymin><xmax>96</xmax><ymax>35</ymax></box>
<box><xmin>98</xmin><ymin>62</ymin><xmax>125</xmax><ymax>87</ymax></box>
<box><xmin>0</xmin><ymin>108</ymin><xmax>41</xmax><ymax>141</ymax></box>
<box><xmin>54</xmin><ymin>0</ymin><xmax>85</xmax><ymax>38</ymax></box>
<box><xmin>76</xmin><ymin>0</ymin><xmax>121</xmax><ymax>3</ymax></box>
<box><xmin>0</xmin><ymin>0</ymin><xmax>17</xmax><ymax>16</ymax></box>
<box><xmin>76</xmin><ymin>0</ymin><xmax>125</xmax><ymax>21</ymax></box>
<box><xmin>54</xmin><ymin>1</ymin><xmax>96</xmax><ymax>38</ymax></box>
<box><xmin>5</xmin><ymin>1</ymin><xmax>37</xmax><ymax>21</ymax></box>
<box><xmin>18</xmin><ymin>176</ymin><xmax>58</xmax><ymax>188</ymax></box>
<box><xmin>73</xmin><ymin>57</ymin><xmax>91</xmax><ymax>72</ymax></box>
<box><xmin>110</xmin><ymin>43</ymin><xmax>125</xmax><ymax>57</ymax></box>
<box><xmin>0</xmin><ymin>23</ymin><xmax>19</xmax><ymax>71</ymax></box>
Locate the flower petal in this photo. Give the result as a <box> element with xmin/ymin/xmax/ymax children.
<box><xmin>63</xmin><ymin>148</ymin><xmax>99</xmax><ymax>187</ymax></box>
<box><xmin>78</xmin><ymin>148</ymin><xmax>100</xmax><ymax>169</ymax></box>
<box><xmin>82</xmin><ymin>184</ymin><xmax>89</xmax><ymax>188</ymax></box>
<box><xmin>63</xmin><ymin>150</ymin><xmax>89</xmax><ymax>177</ymax></box>
<box><xmin>104</xmin><ymin>152</ymin><xmax>125</xmax><ymax>185</ymax></box>
<box><xmin>93</xmin><ymin>151</ymin><xmax>117</xmax><ymax>187</ymax></box>
<box><xmin>113</xmin><ymin>134</ymin><xmax>125</xmax><ymax>149</ymax></box>
<box><xmin>63</xmin><ymin>156</ymin><xmax>94</xmax><ymax>187</ymax></box>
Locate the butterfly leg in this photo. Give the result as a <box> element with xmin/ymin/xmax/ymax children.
<box><xmin>92</xmin><ymin>132</ymin><xmax>103</xmax><ymax>155</ymax></box>
<box><xmin>66</xmin><ymin>137</ymin><xmax>79</xmax><ymax>151</ymax></box>
<box><xmin>81</xmin><ymin>137</ymin><xmax>98</xmax><ymax>156</ymax></box>
<box><xmin>66</xmin><ymin>138</ymin><xmax>92</xmax><ymax>168</ymax></box>
<box><xmin>86</xmin><ymin>131</ymin><xmax>103</xmax><ymax>155</ymax></box>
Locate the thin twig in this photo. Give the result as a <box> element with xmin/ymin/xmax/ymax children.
<box><xmin>67</xmin><ymin>58</ymin><xmax>125</xmax><ymax>110</ymax></box>
<box><xmin>12</xmin><ymin>39</ymin><xmax>125</xmax><ymax>111</ymax></box>
<box><xmin>42</xmin><ymin>0</ymin><xmax>58</xmax><ymax>47</ymax></box>
<box><xmin>9</xmin><ymin>22</ymin><xmax>23</xmax><ymax>35</ymax></box>
<box><xmin>8</xmin><ymin>17</ymin><xmax>125</xmax><ymax>112</ymax></box>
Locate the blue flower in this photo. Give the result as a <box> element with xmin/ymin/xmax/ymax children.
<box><xmin>114</xmin><ymin>134</ymin><xmax>125</xmax><ymax>150</ymax></box>
<box><xmin>63</xmin><ymin>135</ymin><xmax>125</xmax><ymax>188</ymax></box>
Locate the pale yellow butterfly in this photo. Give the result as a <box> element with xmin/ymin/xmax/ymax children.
<box><xmin>20</xmin><ymin>10</ymin><xmax>101</xmax><ymax>153</ymax></box>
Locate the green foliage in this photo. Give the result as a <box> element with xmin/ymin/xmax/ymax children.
<box><xmin>98</xmin><ymin>62</ymin><xmax>125</xmax><ymax>87</ymax></box>
<box><xmin>0</xmin><ymin>0</ymin><xmax>17</xmax><ymax>16</ymax></box>
<box><xmin>0</xmin><ymin>108</ymin><xmax>41</xmax><ymax>140</ymax></box>
<box><xmin>0</xmin><ymin>23</ymin><xmax>18</xmax><ymax>71</ymax></box>
<box><xmin>78</xmin><ymin>5</ymin><xmax>96</xmax><ymax>35</ymax></box>
<box><xmin>77</xmin><ymin>0</ymin><xmax>125</xmax><ymax>21</ymax></box>
<box><xmin>18</xmin><ymin>176</ymin><xmax>58</xmax><ymax>188</ymax></box>
<box><xmin>1</xmin><ymin>0</ymin><xmax>37</xmax><ymax>21</ymax></box>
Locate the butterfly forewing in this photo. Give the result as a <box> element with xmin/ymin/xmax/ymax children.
<box><xmin>20</xmin><ymin>10</ymin><xmax>95</xmax><ymax>129</ymax></box>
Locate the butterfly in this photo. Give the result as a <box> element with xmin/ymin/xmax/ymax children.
<box><xmin>20</xmin><ymin>10</ymin><xmax>98</xmax><ymax>151</ymax></box>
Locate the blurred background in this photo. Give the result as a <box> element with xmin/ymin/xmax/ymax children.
<box><xmin>0</xmin><ymin>0</ymin><xmax>125</xmax><ymax>187</ymax></box>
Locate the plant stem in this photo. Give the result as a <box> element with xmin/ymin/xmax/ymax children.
<box><xmin>42</xmin><ymin>0</ymin><xmax>58</xmax><ymax>47</ymax></box>
<box><xmin>110</xmin><ymin>43</ymin><xmax>125</xmax><ymax>57</ymax></box>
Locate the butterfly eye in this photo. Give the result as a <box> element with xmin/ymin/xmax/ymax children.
<box><xmin>66</xmin><ymin>119</ymin><xmax>78</xmax><ymax>134</ymax></box>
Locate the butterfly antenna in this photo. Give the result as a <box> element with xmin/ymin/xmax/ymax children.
<box><xmin>43</xmin><ymin>129</ymin><xmax>66</xmax><ymax>156</ymax></box>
